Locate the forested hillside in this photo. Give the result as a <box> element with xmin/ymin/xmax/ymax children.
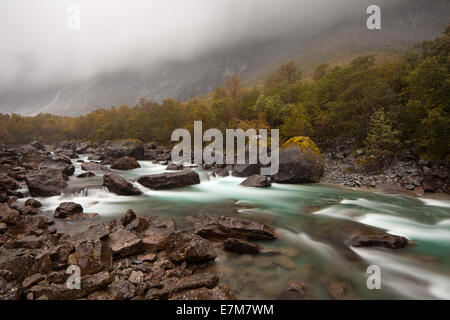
<box><xmin>1</xmin><ymin>26</ymin><xmax>449</xmax><ymax>162</ymax></box>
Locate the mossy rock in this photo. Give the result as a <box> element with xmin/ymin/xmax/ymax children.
<box><xmin>272</xmin><ymin>136</ymin><xmax>324</xmax><ymax>183</ymax></box>
<box><xmin>281</xmin><ymin>136</ymin><xmax>321</xmax><ymax>159</ymax></box>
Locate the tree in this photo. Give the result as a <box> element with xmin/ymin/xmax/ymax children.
<box><xmin>364</xmin><ymin>109</ymin><xmax>400</xmax><ymax>160</ymax></box>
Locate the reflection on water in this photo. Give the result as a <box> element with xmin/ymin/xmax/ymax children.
<box><xmin>19</xmin><ymin>159</ymin><xmax>450</xmax><ymax>299</ymax></box>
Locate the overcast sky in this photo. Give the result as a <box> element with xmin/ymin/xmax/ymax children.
<box><xmin>0</xmin><ymin>0</ymin><xmax>397</xmax><ymax>89</ymax></box>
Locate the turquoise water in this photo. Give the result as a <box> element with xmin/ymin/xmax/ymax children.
<box><xmin>22</xmin><ymin>158</ymin><xmax>450</xmax><ymax>299</ymax></box>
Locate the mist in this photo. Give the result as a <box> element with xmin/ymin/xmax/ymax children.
<box><xmin>0</xmin><ymin>0</ymin><xmax>400</xmax><ymax>90</ymax></box>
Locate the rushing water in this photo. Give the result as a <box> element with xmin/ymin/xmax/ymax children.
<box><xmin>19</xmin><ymin>158</ymin><xmax>450</xmax><ymax>300</ymax></box>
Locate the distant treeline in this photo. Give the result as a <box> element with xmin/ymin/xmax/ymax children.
<box><xmin>1</xmin><ymin>26</ymin><xmax>448</xmax><ymax>161</ymax></box>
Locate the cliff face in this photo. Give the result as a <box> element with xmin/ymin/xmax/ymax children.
<box><xmin>0</xmin><ymin>0</ymin><xmax>448</xmax><ymax>116</ymax></box>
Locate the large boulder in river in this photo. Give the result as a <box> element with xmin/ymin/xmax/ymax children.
<box><xmin>25</xmin><ymin>168</ymin><xmax>67</xmax><ymax>197</ymax></box>
<box><xmin>54</xmin><ymin>202</ymin><xmax>84</xmax><ymax>218</ymax></box>
<box><xmin>103</xmin><ymin>174</ymin><xmax>142</xmax><ymax>196</ymax></box>
<box><xmin>81</xmin><ymin>162</ymin><xmax>108</xmax><ymax>172</ymax></box>
<box><xmin>272</xmin><ymin>136</ymin><xmax>324</xmax><ymax>183</ymax></box>
<box><xmin>39</xmin><ymin>156</ymin><xmax>75</xmax><ymax>177</ymax></box>
<box><xmin>240</xmin><ymin>175</ymin><xmax>271</xmax><ymax>188</ymax></box>
<box><xmin>166</xmin><ymin>231</ymin><xmax>217</xmax><ymax>264</ymax></box>
<box><xmin>137</xmin><ymin>170</ymin><xmax>200</xmax><ymax>190</ymax></box>
<box><xmin>187</xmin><ymin>215</ymin><xmax>276</xmax><ymax>241</ymax></box>
<box><xmin>110</xmin><ymin>157</ymin><xmax>141</xmax><ymax>170</ymax></box>
<box><xmin>349</xmin><ymin>230</ymin><xmax>408</xmax><ymax>249</ymax></box>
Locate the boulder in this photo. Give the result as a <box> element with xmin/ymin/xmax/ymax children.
<box><xmin>106</xmin><ymin>228</ymin><xmax>143</xmax><ymax>258</ymax></box>
<box><xmin>25</xmin><ymin>168</ymin><xmax>67</xmax><ymax>197</ymax></box>
<box><xmin>81</xmin><ymin>162</ymin><xmax>108</xmax><ymax>172</ymax></box>
<box><xmin>0</xmin><ymin>203</ymin><xmax>20</xmax><ymax>225</ymax></box>
<box><xmin>20</xmin><ymin>152</ymin><xmax>50</xmax><ymax>170</ymax></box>
<box><xmin>39</xmin><ymin>157</ymin><xmax>75</xmax><ymax>177</ymax></box>
<box><xmin>137</xmin><ymin>170</ymin><xmax>200</xmax><ymax>190</ymax></box>
<box><xmin>121</xmin><ymin>209</ymin><xmax>136</xmax><ymax>226</ymax></box>
<box><xmin>22</xmin><ymin>273</ymin><xmax>46</xmax><ymax>290</ymax></box>
<box><xmin>223</xmin><ymin>238</ymin><xmax>260</xmax><ymax>254</ymax></box>
<box><xmin>110</xmin><ymin>157</ymin><xmax>141</xmax><ymax>170</ymax></box>
<box><xmin>77</xmin><ymin>172</ymin><xmax>95</xmax><ymax>178</ymax></box>
<box><xmin>27</xmin><ymin>271</ymin><xmax>113</xmax><ymax>300</ymax></box>
<box><xmin>67</xmin><ymin>240</ymin><xmax>113</xmax><ymax>276</ymax></box>
<box><xmin>0</xmin><ymin>174</ymin><xmax>19</xmax><ymax>192</ymax></box>
<box><xmin>126</xmin><ymin>217</ymin><xmax>150</xmax><ymax>233</ymax></box>
<box><xmin>350</xmin><ymin>231</ymin><xmax>408</xmax><ymax>249</ymax></box>
<box><xmin>0</xmin><ymin>248</ymin><xmax>53</xmax><ymax>281</ymax></box>
<box><xmin>25</xmin><ymin>198</ymin><xmax>42</xmax><ymax>208</ymax></box>
<box><xmin>240</xmin><ymin>175</ymin><xmax>271</xmax><ymax>187</ymax></box>
<box><xmin>54</xmin><ymin>202</ymin><xmax>83</xmax><ymax>218</ymax></box>
<box><xmin>103</xmin><ymin>174</ymin><xmax>142</xmax><ymax>196</ymax></box>
<box><xmin>166</xmin><ymin>231</ymin><xmax>217</xmax><ymax>264</ymax></box>
<box><xmin>188</xmin><ymin>215</ymin><xmax>276</xmax><ymax>241</ymax></box>
<box><xmin>166</xmin><ymin>163</ymin><xmax>184</xmax><ymax>170</ymax></box>
<box><xmin>232</xmin><ymin>163</ymin><xmax>262</xmax><ymax>177</ymax></box>
<box><xmin>272</xmin><ymin>136</ymin><xmax>324</xmax><ymax>183</ymax></box>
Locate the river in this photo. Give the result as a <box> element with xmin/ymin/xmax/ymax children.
<box><xmin>19</xmin><ymin>157</ymin><xmax>450</xmax><ymax>300</ymax></box>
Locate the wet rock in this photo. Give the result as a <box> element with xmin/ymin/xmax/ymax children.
<box><xmin>0</xmin><ymin>276</ymin><xmax>21</xmax><ymax>300</ymax></box>
<box><xmin>28</xmin><ymin>271</ymin><xmax>113</xmax><ymax>300</ymax></box>
<box><xmin>54</xmin><ymin>202</ymin><xmax>83</xmax><ymax>218</ymax></box>
<box><xmin>65</xmin><ymin>223</ymin><xmax>111</xmax><ymax>244</ymax></box>
<box><xmin>81</xmin><ymin>162</ymin><xmax>108</xmax><ymax>172</ymax></box>
<box><xmin>272</xmin><ymin>137</ymin><xmax>324</xmax><ymax>183</ymax></box>
<box><xmin>22</xmin><ymin>273</ymin><xmax>45</xmax><ymax>290</ymax></box>
<box><xmin>105</xmin><ymin>279</ymin><xmax>136</xmax><ymax>300</ymax></box>
<box><xmin>166</xmin><ymin>231</ymin><xmax>217</xmax><ymax>264</ymax></box>
<box><xmin>232</xmin><ymin>163</ymin><xmax>262</xmax><ymax>177</ymax></box>
<box><xmin>223</xmin><ymin>238</ymin><xmax>260</xmax><ymax>254</ymax></box>
<box><xmin>166</xmin><ymin>163</ymin><xmax>184</xmax><ymax>170</ymax></box>
<box><xmin>278</xmin><ymin>282</ymin><xmax>312</xmax><ymax>300</ymax></box>
<box><xmin>0</xmin><ymin>203</ymin><xmax>20</xmax><ymax>225</ymax></box>
<box><xmin>25</xmin><ymin>198</ymin><xmax>42</xmax><ymax>208</ymax></box>
<box><xmin>128</xmin><ymin>270</ymin><xmax>144</xmax><ymax>284</ymax></box>
<box><xmin>0</xmin><ymin>174</ymin><xmax>19</xmax><ymax>192</ymax></box>
<box><xmin>240</xmin><ymin>175</ymin><xmax>271</xmax><ymax>188</ymax></box>
<box><xmin>67</xmin><ymin>240</ymin><xmax>113</xmax><ymax>276</ymax></box>
<box><xmin>0</xmin><ymin>222</ymin><xmax>7</xmax><ymax>233</ymax></box>
<box><xmin>350</xmin><ymin>231</ymin><xmax>408</xmax><ymax>249</ymax></box>
<box><xmin>126</xmin><ymin>217</ymin><xmax>150</xmax><ymax>233</ymax></box>
<box><xmin>145</xmin><ymin>272</ymin><xmax>219</xmax><ymax>300</ymax></box>
<box><xmin>77</xmin><ymin>172</ymin><xmax>95</xmax><ymax>178</ymax></box>
<box><xmin>106</xmin><ymin>228</ymin><xmax>143</xmax><ymax>258</ymax></box>
<box><xmin>188</xmin><ymin>215</ymin><xmax>276</xmax><ymax>241</ymax></box>
<box><xmin>142</xmin><ymin>230</ymin><xmax>169</xmax><ymax>253</ymax></box>
<box><xmin>103</xmin><ymin>174</ymin><xmax>142</xmax><ymax>196</ymax></box>
<box><xmin>47</xmin><ymin>271</ymin><xmax>68</xmax><ymax>284</ymax></box>
<box><xmin>110</xmin><ymin>156</ymin><xmax>141</xmax><ymax>170</ymax></box>
<box><xmin>25</xmin><ymin>168</ymin><xmax>67</xmax><ymax>197</ymax></box>
<box><xmin>137</xmin><ymin>170</ymin><xmax>200</xmax><ymax>190</ymax></box>
<box><xmin>10</xmin><ymin>235</ymin><xmax>44</xmax><ymax>249</ymax></box>
<box><xmin>121</xmin><ymin>209</ymin><xmax>136</xmax><ymax>226</ymax></box>
<box><xmin>0</xmin><ymin>248</ymin><xmax>53</xmax><ymax>281</ymax></box>
<box><xmin>39</xmin><ymin>157</ymin><xmax>75</xmax><ymax>177</ymax></box>
<box><xmin>20</xmin><ymin>152</ymin><xmax>50</xmax><ymax>170</ymax></box>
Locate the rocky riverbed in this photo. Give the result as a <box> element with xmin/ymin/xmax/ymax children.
<box><xmin>0</xmin><ymin>139</ymin><xmax>449</xmax><ymax>300</ymax></box>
